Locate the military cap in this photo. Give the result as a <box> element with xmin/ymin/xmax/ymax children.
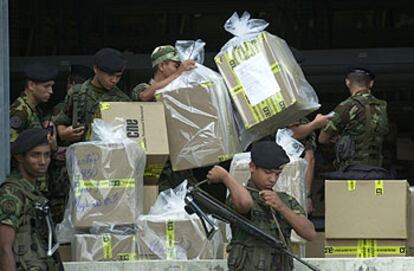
<box><xmin>346</xmin><ymin>66</ymin><xmax>375</xmax><ymax>80</ymax></box>
<box><xmin>23</xmin><ymin>63</ymin><xmax>58</xmax><ymax>83</ymax></box>
<box><xmin>151</xmin><ymin>45</ymin><xmax>181</xmax><ymax>68</ymax></box>
<box><xmin>251</xmin><ymin>141</ymin><xmax>290</xmax><ymax>170</ymax></box>
<box><xmin>11</xmin><ymin>128</ymin><xmax>49</xmax><ymax>155</ymax></box>
<box><xmin>94</xmin><ymin>48</ymin><xmax>127</xmax><ymax>73</ymax></box>
<box><xmin>70</xmin><ymin>64</ymin><xmax>94</xmax><ymax>80</ymax></box>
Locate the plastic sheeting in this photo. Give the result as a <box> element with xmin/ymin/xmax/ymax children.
<box><xmin>136</xmin><ymin>181</ymin><xmax>223</xmax><ymax>260</ymax></box>
<box><xmin>215</xmin><ymin>12</ymin><xmax>320</xmax><ymax>149</ymax></box>
<box><xmin>156</xmin><ymin>39</ymin><xmax>240</xmax><ymax>171</ymax></box>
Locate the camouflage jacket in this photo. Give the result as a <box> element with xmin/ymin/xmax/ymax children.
<box><xmin>0</xmin><ymin>170</ymin><xmax>60</xmax><ymax>270</ymax></box>
<box><xmin>130</xmin><ymin>79</ymin><xmax>155</xmax><ymax>101</ymax></box>
<box><xmin>53</xmin><ymin>79</ymin><xmax>131</xmax><ymax>141</ymax></box>
<box><xmin>288</xmin><ymin>117</ymin><xmax>317</xmax><ymax>151</ymax></box>
<box><xmin>10</xmin><ymin>92</ymin><xmax>47</xmax><ymax>143</ymax></box>
<box><xmin>227</xmin><ymin>180</ymin><xmax>305</xmax><ymax>271</ymax></box>
<box><xmin>323</xmin><ymin>90</ymin><xmax>389</xmax><ymax>169</ymax></box>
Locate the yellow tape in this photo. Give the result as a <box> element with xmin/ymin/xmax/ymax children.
<box><xmin>200</xmin><ymin>81</ymin><xmax>214</xmax><ymax>88</ymax></box>
<box><xmin>230</xmin><ymin>85</ymin><xmax>244</xmax><ymax>96</ymax></box>
<box><xmin>218</xmin><ymin>154</ymin><xmax>233</xmax><ymax>162</ymax></box>
<box><xmin>102</xmin><ymin>234</ymin><xmax>112</xmax><ymax>259</ymax></box>
<box><xmin>144</xmin><ymin>163</ymin><xmax>165</xmax><ymax>179</ymax></box>
<box><xmin>74</xmin><ymin>178</ymin><xmax>135</xmax><ymax>196</ymax></box>
<box><xmin>348</xmin><ymin>180</ymin><xmax>356</xmax><ymax>191</ymax></box>
<box><xmin>214</xmin><ymin>56</ymin><xmax>222</xmax><ymax>65</ymax></box>
<box><xmin>139</xmin><ymin>140</ymin><xmax>146</xmax><ymax>151</ymax></box>
<box><xmin>325</xmin><ymin>240</ymin><xmax>406</xmax><ymax>257</ymax></box>
<box><xmin>117</xmin><ymin>253</ymin><xmax>137</xmax><ymax>261</ymax></box>
<box><xmin>325</xmin><ymin>246</ymin><xmax>357</xmax><ymax>255</ymax></box>
<box><xmin>166</xmin><ymin>220</ymin><xmax>176</xmax><ymax>260</ymax></box>
<box><xmin>100</xmin><ymin>102</ymin><xmax>111</xmax><ymax>111</ymax></box>
<box><xmin>375</xmin><ymin>180</ymin><xmax>384</xmax><ymax>196</ymax></box>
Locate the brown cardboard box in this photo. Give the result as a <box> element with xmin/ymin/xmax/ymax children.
<box><xmin>408</xmin><ymin>187</ymin><xmax>414</xmax><ymax>255</ymax></box>
<box><xmin>306</xmin><ymin>232</ymin><xmax>325</xmax><ymax>258</ymax></box>
<box><xmin>137</xmin><ymin>218</ymin><xmax>218</xmax><ymax>260</ymax></box>
<box><xmin>67</xmin><ymin>142</ymin><xmax>145</xmax><ymax>228</ymax></box>
<box><xmin>73</xmin><ymin>234</ymin><xmax>137</xmax><ymax>261</ymax></box>
<box><xmin>156</xmin><ymin>78</ymin><xmax>239</xmax><ymax>171</ymax></box>
<box><xmin>143</xmin><ymin>185</ymin><xmax>159</xmax><ymax>214</ymax></box>
<box><xmin>325</xmin><ymin>180</ymin><xmax>408</xmax><ymax>239</ymax></box>
<box><xmin>215</xmin><ymin>31</ymin><xmax>319</xmax><ymax>129</ymax></box>
<box><xmin>58</xmin><ymin>243</ymin><xmax>72</xmax><ymax>262</ymax></box>
<box><xmin>97</xmin><ymin>102</ymin><xmax>169</xmax><ymax>184</ymax></box>
<box><xmin>324</xmin><ymin>239</ymin><xmax>406</xmax><ymax>258</ymax></box>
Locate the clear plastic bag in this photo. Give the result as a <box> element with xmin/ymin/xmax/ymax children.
<box><xmin>136</xmin><ymin>181</ymin><xmax>223</xmax><ymax>260</ymax></box>
<box><xmin>215</xmin><ymin>12</ymin><xmax>320</xmax><ymax>149</ymax></box>
<box><xmin>57</xmin><ymin>119</ymin><xmax>146</xmax><ymax>244</ymax></box>
<box><xmin>156</xmin><ymin>40</ymin><xmax>241</xmax><ymax>171</ymax></box>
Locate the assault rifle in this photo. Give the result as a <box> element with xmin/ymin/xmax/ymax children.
<box><xmin>184</xmin><ymin>185</ymin><xmax>321</xmax><ymax>271</ymax></box>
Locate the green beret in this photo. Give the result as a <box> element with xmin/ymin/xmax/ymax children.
<box><xmin>11</xmin><ymin>128</ymin><xmax>49</xmax><ymax>155</ymax></box>
<box><xmin>24</xmin><ymin>63</ymin><xmax>58</xmax><ymax>83</ymax></box>
<box><xmin>94</xmin><ymin>48</ymin><xmax>127</xmax><ymax>73</ymax></box>
<box><xmin>251</xmin><ymin>141</ymin><xmax>290</xmax><ymax>170</ymax></box>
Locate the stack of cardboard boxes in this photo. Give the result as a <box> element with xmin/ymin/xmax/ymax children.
<box><xmin>325</xmin><ymin>180</ymin><xmax>408</xmax><ymax>258</ymax></box>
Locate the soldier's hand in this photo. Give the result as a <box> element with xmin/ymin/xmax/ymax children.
<box><xmin>178</xmin><ymin>60</ymin><xmax>197</xmax><ymax>73</ymax></box>
<box><xmin>207</xmin><ymin>165</ymin><xmax>229</xmax><ymax>184</ymax></box>
<box><xmin>312</xmin><ymin>113</ymin><xmax>332</xmax><ymax>129</ymax></box>
<box><xmin>64</xmin><ymin>125</ymin><xmax>85</xmax><ymax>142</ymax></box>
<box><xmin>259</xmin><ymin>190</ymin><xmax>285</xmax><ymax>211</ymax></box>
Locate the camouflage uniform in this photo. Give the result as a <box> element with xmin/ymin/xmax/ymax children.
<box><xmin>0</xmin><ymin>170</ymin><xmax>60</xmax><ymax>270</ymax></box>
<box><xmin>323</xmin><ymin>90</ymin><xmax>389</xmax><ymax>169</ymax></box>
<box><xmin>130</xmin><ymin>79</ymin><xmax>154</xmax><ymax>101</ymax></box>
<box><xmin>53</xmin><ymin>79</ymin><xmax>131</xmax><ymax>142</ymax></box>
<box><xmin>10</xmin><ymin>92</ymin><xmax>47</xmax><ymax>143</ymax></box>
<box><xmin>227</xmin><ymin>181</ymin><xmax>305</xmax><ymax>271</ymax></box>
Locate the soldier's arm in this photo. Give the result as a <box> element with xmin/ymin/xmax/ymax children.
<box><xmin>0</xmin><ymin>224</ymin><xmax>17</xmax><ymax>271</ymax></box>
<box><xmin>207</xmin><ymin>165</ymin><xmax>253</xmax><ymax>214</ymax></box>
<box><xmin>290</xmin><ymin>114</ymin><xmax>331</xmax><ymax>141</ymax></box>
<box><xmin>260</xmin><ymin>191</ymin><xmax>316</xmax><ymax>241</ymax></box>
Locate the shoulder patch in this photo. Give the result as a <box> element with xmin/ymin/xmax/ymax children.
<box><xmin>10</xmin><ymin>115</ymin><xmax>24</xmax><ymax>129</ymax></box>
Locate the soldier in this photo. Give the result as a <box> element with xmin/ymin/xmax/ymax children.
<box><xmin>10</xmin><ymin>62</ymin><xmax>58</xmax><ymax>143</ymax></box>
<box><xmin>319</xmin><ymin>67</ymin><xmax>389</xmax><ymax>169</ymax></box>
<box><xmin>55</xmin><ymin>48</ymin><xmax>131</xmax><ymax>143</ymax></box>
<box><xmin>207</xmin><ymin>141</ymin><xmax>316</xmax><ymax>271</ymax></box>
<box><xmin>0</xmin><ymin>128</ymin><xmax>63</xmax><ymax>271</ymax></box>
<box><xmin>130</xmin><ymin>45</ymin><xmax>196</xmax><ymax>101</ymax></box>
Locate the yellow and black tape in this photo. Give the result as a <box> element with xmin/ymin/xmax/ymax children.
<box><xmin>74</xmin><ymin>178</ymin><xmax>136</xmax><ymax>196</ymax></box>
<box><xmin>166</xmin><ymin>220</ymin><xmax>176</xmax><ymax>260</ymax></box>
<box><xmin>102</xmin><ymin>234</ymin><xmax>112</xmax><ymax>259</ymax></box>
<box><xmin>325</xmin><ymin>240</ymin><xmax>406</xmax><ymax>257</ymax></box>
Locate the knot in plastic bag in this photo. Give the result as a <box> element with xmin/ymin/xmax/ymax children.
<box><xmin>224</xmin><ymin>11</ymin><xmax>269</xmax><ymax>38</ymax></box>
<box><xmin>91</xmin><ymin>118</ymin><xmax>127</xmax><ymax>142</ymax></box>
<box><xmin>275</xmin><ymin>128</ymin><xmax>305</xmax><ymax>161</ymax></box>
<box><xmin>175</xmin><ymin>39</ymin><xmax>205</xmax><ymax>64</ymax></box>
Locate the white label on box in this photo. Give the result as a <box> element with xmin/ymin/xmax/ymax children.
<box><xmin>234</xmin><ymin>53</ymin><xmax>280</xmax><ymax>106</ymax></box>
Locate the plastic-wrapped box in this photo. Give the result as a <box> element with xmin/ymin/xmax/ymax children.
<box><xmin>66</xmin><ymin>119</ymin><xmax>146</xmax><ymax>229</ymax></box>
<box><xmin>156</xmin><ymin>40</ymin><xmax>240</xmax><ymax>171</ymax></box>
<box><xmin>215</xmin><ymin>12</ymin><xmax>320</xmax><ymax>148</ymax></box>
<box><xmin>73</xmin><ymin>233</ymin><xmax>137</xmax><ymax>261</ymax></box>
<box><xmin>136</xmin><ymin>181</ymin><xmax>222</xmax><ymax>260</ymax></box>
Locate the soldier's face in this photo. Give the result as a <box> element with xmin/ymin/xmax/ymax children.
<box><xmin>17</xmin><ymin>145</ymin><xmax>51</xmax><ymax>178</ymax></box>
<box><xmin>160</xmin><ymin>61</ymin><xmax>180</xmax><ymax>78</ymax></box>
<box><xmin>94</xmin><ymin>68</ymin><xmax>123</xmax><ymax>90</ymax></box>
<box><xmin>249</xmin><ymin>163</ymin><xmax>282</xmax><ymax>190</ymax></box>
<box><xmin>29</xmin><ymin>80</ymin><xmax>55</xmax><ymax>103</ymax></box>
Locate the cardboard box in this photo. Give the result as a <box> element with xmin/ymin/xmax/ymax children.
<box><xmin>67</xmin><ymin>142</ymin><xmax>145</xmax><ymax>228</ymax></box>
<box><xmin>73</xmin><ymin>233</ymin><xmax>137</xmax><ymax>261</ymax></box>
<box><xmin>306</xmin><ymin>232</ymin><xmax>325</xmax><ymax>258</ymax></box>
<box><xmin>58</xmin><ymin>243</ymin><xmax>72</xmax><ymax>262</ymax></box>
<box><xmin>156</xmin><ymin>75</ymin><xmax>239</xmax><ymax>171</ymax></box>
<box><xmin>408</xmin><ymin>187</ymin><xmax>414</xmax><ymax>255</ymax></box>
<box><xmin>325</xmin><ymin>180</ymin><xmax>408</xmax><ymax>239</ymax></box>
<box><xmin>324</xmin><ymin>239</ymin><xmax>406</xmax><ymax>258</ymax></box>
<box><xmin>97</xmin><ymin>102</ymin><xmax>169</xmax><ymax>184</ymax></box>
<box><xmin>143</xmin><ymin>185</ymin><xmax>159</xmax><ymax>214</ymax></box>
<box><xmin>215</xmin><ymin>31</ymin><xmax>319</xmax><ymax>129</ymax></box>
<box><xmin>137</xmin><ymin>218</ymin><xmax>218</xmax><ymax>260</ymax></box>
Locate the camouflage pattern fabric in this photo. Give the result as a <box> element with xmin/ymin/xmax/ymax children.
<box><xmin>226</xmin><ymin>180</ymin><xmax>305</xmax><ymax>271</ymax></box>
<box><xmin>0</xmin><ymin>170</ymin><xmax>60</xmax><ymax>270</ymax></box>
<box><xmin>130</xmin><ymin>79</ymin><xmax>155</xmax><ymax>101</ymax></box>
<box><xmin>288</xmin><ymin>117</ymin><xmax>317</xmax><ymax>151</ymax></box>
<box><xmin>53</xmin><ymin>79</ymin><xmax>131</xmax><ymax>142</ymax></box>
<box><xmin>323</xmin><ymin>90</ymin><xmax>389</xmax><ymax>169</ymax></box>
<box><xmin>10</xmin><ymin>92</ymin><xmax>46</xmax><ymax>143</ymax></box>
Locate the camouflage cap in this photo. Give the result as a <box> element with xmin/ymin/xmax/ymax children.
<box><xmin>150</xmin><ymin>45</ymin><xmax>181</xmax><ymax>68</ymax></box>
<box><xmin>251</xmin><ymin>141</ymin><xmax>290</xmax><ymax>170</ymax></box>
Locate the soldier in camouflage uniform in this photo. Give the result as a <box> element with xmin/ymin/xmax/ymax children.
<box><xmin>48</xmin><ymin>65</ymin><xmax>93</xmax><ymax>223</ymax></box>
<box><xmin>207</xmin><ymin>141</ymin><xmax>316</xmax><ymax>271</ymax></box>
<box><xmin>319</xmin><ymin>67</ymin><xmax>389</xmax><ymax>169</ymax></box>
<box><xmin>0</xmin><ymin>129</ymin><xmax>62</xmax><ymax>271</ymax></box>
<box><xmin>130</xmin><ymin>45</ymin><xmax>197</xmax><ymax>191</ymax></box>
<box><xmin>54</xmin><ymin>48</ymin><xmax>131</xmax><ymax>143</ymax></box>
